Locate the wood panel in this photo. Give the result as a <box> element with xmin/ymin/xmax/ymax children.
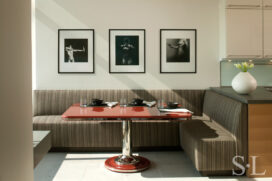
<box><xmin>226</xmin><ymin>9</ymin><xmax>263</xmax><ymax>58</ymax></box>
<box><xmin>264</xmin><ymin>9</ymin><xmax>272</xmax><ymax>58</ymax></box>
<box><xmin>248</xmin><ymin>104</ymin><xmax>272</xmax><ymax>177</ymax></box>
<box><xmin>263</xmin><ymin>0</ymin><xmax>272</xmax><ymax>7</ymax></box>
<box><xmin>226</xmin><ymin>0</ymin><xmax>262</xmax><ymax>8</ymax></box>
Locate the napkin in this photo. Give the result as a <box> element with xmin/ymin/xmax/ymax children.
<box><xmin>159</xmin><ymin>108</ymin><xmax>193</xmax><ymax>114</ymax></box>
<box><xmin>143</xmin><ymin>101</ymin><xmax>156</xmax><ymax>107</ymax></box>
<box><xmin>105</xmin><ymin>102</ymin><xmax>118</xmax><ymax>107</ymax></box>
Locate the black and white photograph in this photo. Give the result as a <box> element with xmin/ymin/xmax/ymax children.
<box><xmin>167</xmin><ymin>38</ymin><xmax>190</xmax><ymax>63</ymax></box>
<box><xmin>58</xmin><ymin>29</ymin><xmax>94</xmax><ymax>73</ymax></box>
<box><xmin>64</xmin><ymin>39</ymin><xmax>88</xmax><ymax>63</ymax></box>
<box><xmin>115</xmin><ymin>36</ymin><xmax>139</xmax><ymax>65</ymax></box>
<box><xmin>109</xmin><ymin>29</ymin><xmax>145</xmax><ymax>73</ymax></box>
<box><xmin>160</xmin><ymin>29</ymin><xmax>196</xmax><ymax>73</ymax></box>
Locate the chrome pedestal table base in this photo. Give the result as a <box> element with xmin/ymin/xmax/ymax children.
<box><xmin>105</xmin><ymin>120</ymin><xmax>151</xmax><ymax>173</ymax></box>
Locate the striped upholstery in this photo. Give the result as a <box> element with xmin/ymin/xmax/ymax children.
<box><xmin>203</xmin><ymin>91</ymin><xmax>248</xmax><ymax>167</ymax></box>
<box><xmin>33</xmin><ymin>89</ymin><xmax>205</xmax><ymax>150</ymax></box>
<box><xmin>33</xmin><ymin>116</ymin><xmax>180</xmax><ymax>149</ymax></box>
<box><xmin>33</xmin><ymin>90</ymin><xmax>205</xmax><ymax>116</ymax></box>
<box><xmin>180</xmin><ymin>90</ymin><xmax>248</xmax><ymax>175</ymax></box>
<box><xmin>180</xmin><ymin>120</ymin><xmax>237</xmax><ymax>173</ymax></box>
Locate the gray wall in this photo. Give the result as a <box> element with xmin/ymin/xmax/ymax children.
<box><xmin>35</xmin><ymin>0</ymin><xmax>220</xmax><ymax>90</ymax></box>
<box><xmin>0</xmin><ymin>0</ymin><xmax>33</xmax><ymax>181</ymax></box>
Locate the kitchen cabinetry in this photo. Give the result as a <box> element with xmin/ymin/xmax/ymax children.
<box><xmin>264</xmin><ymin>1</ymin><xmax>272</xmax><ymax>57</ymax></box>
<box><xmin>263</xmin><ymin>0</ymin><xmax>272</xmax><ymax>7</ymax></box>
<box><xmin>226</xmin><ymin>8</ymin><xmax>262</xmax><ymax>58</ymax></box>
<box><xmin>226</xmin><ymin>0</ymin><xmax>261</xmax><ymax>8</ymax></box>
<box><xmin>226</xmin><ymin>0</ymin><xmax>272</xmax><ymax>58</ymax></box>
<box><xmin>248</xmin><ymin>104</ymin><xmax>272</xmax><ymax>177</ymax></box>
<box><xmin>211</xmin><ymin>87</ymin><xmax>272</xmax><ymax>178</ymax></box>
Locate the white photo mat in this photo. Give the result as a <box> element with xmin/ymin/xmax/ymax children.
<box><xmin>109</xmin><ymin>29</ymin><xmax>145</xmax><ymax>73</ymax></box>
<box><xmin>160</xmin><ymin>29</ymin><xmax>196</xmax><ymax>73</ymax></box>
<box><xmin>58</xmin><ymin>29</ymin><xmax>94</xmax><ymax>73</ymax></box>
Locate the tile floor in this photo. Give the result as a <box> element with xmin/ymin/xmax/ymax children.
<box><xmin>34</xmin><ymin>151</ymin><xmax>271</xmax><ymax>181</ymax></box>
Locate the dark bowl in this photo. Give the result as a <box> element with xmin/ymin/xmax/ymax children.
<box><xmin>92</xmin><ymin>99</ymin><xmax>103</xmax><ymax>105</ymax></box>
<box><xmin>132</xmin><ymin>98</ymin><xmax>144</xmax><ymax>105</ymax></box>
<box><xmin>167</xmin><ymin>102</ymin><xmax>179</xmax><ymax>109</ymax></box>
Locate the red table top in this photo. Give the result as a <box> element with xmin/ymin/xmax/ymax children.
<box><xmin>62</xmin><ymin>104</ymin><xmax>192</xmax><ymax>120</ymax></box>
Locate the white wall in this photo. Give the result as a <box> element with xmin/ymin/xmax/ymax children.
<box><xmin>35</xmin><ymin>0</ymin><xmax>220</xmax><ymax>90</ymax></box>
<box><xmin>0</xmin><ymin>0</ymin><xmax>33</xmax><ymax>181</ymax></box>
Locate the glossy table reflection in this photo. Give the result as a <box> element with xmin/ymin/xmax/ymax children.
<box><xmin>62</xmin><ymin>104</ymin><xmax>192</xmax><ymax>173</ymax></box>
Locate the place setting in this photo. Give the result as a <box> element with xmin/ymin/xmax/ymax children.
<box><xmin>156</xmin><ymin>100</ymin><xmax>193</xmax><ymax>114</ymax></box>
<box><xmin>126</xmin><ymin>98</ymin><xmax>157</xmax><ymax>107</ymax></box>
<box><xmin>80</xmin><ymin>98</ymin><xmax>118</xmax><ymax>108</ymax></box>
<box><xmin>79</xmin><ymin>97</ymin><xmax>157</xmax><ymax>109</ymax></box>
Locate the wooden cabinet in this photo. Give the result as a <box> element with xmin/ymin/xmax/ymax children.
<box><xmin>226</xmin><ymin>0</ymin><xmax>262</xmax><ymax>8</ymax></box>
<box><xmin>263</xmin><ymin>0</ymin><xmax>272</xmax><ymax>7</ymax></box>
<box><xmin>264</xmin><ymin>9</ymin><xmax>272</xmax><ymax>58</ymax></box>
<box><xmin>263</xmin><ymin>0</ymin><xmax>272</xmax><ymax>58</ymax></box>
<box><xmin>248</xmin><ymin>104</ymin><xmax>272</xmax><ymax>177</ymax></box>
<box><xmin>226</xmin><ymin>0</ymin><xmax>272</xmax><ymax>58</ymax></box>
<box><xmin>226</xmin><ymin>9</ymin><xmax>263</xmax><ymax>58</ymax></box>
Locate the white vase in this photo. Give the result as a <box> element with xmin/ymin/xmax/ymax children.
<box><xmin>231</xmin><ymin>72</ymin><xmax>257</xmax><ymax>94</ymax></box>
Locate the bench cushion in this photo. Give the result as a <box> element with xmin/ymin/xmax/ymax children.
<box><xmin>33</xmin><ymin>131</ymin><xmax>51</xmax><ymax>168</ymax></box>
<box><xmin>202</xmin><ymin>91</ymin><xmax>248</xmax><ymax>166</ymax></box>
<box><xmin>33</xmin><ymin>116</ymin><xmax>180</xmax><ymax>149</ymax></box>
<box><xmin>33</xmin><ymin>90</ymin><xmax>205</xmax><ymax>116</ymax></box>
<box><xmin>180</xmin><ymin>120</ymin><xmax>237</xmax><ymax>172</ymax></box>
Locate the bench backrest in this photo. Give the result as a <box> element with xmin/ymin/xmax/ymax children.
<box><xmin>203</xmin><ymin>90</ymin><xmax>248</xmax><ymax>160</ymax></box>
<box><xmin>33</xmin><ymin>89</ymin><xmax>205</xmax><ymax>116</ymax></box>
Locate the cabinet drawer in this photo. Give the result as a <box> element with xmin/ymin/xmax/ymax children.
<box><xmin>263</xmin><ymin>0</ymin><xmax>272</xmax><ymax>9</ymax></box>
<box><xmin>226</xmin><ymin>0</ymin><xmax>262</xmax><ymax>9</ymax></box>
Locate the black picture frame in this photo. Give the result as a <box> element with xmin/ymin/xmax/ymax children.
<box><xmin>160</xmin><ymin>29</ymin><xmax>197</xmax><ymax>73</ymax></box>
<box><xmin>58</xmin><ymin>29</ymin><xmax>95</xmax><ymax>74</ymax></box>
<box><xmin>109</xmin><ymin>29</ymin><xmax>146</xmax><ymax>74</ymax></box>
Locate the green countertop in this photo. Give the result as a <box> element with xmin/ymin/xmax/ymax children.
<box><xmin>210</xmin><ymin>87</ymin><xmax>272</xmax><ymax>104</ymax></box>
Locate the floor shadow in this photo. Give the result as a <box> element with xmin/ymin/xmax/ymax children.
<box><xmin>34</xmin><ymin>151</ymin><xmax>261</xmax><ymax>180</ymax></box>
<box><xmin>140</xmin><ymin>151</ymin><xmax>259</xmax><ymax>180</ymax></box>
<box><xmin>139</xmin><ymin>151</ymin><xmax>201</xmax><ymax>178</ymax></box>
<box><xmin>34</xmin><ymin>153</ymin><xmax>66</xmax><ymax>181</ymax></box>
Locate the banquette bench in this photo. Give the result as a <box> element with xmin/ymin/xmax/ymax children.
<box><xmin>32</xmin><ymin>89</ymin><xmax>247</xmax><ymax>175</ymax></box>
<box><xmin>33</xmin><ymin>89</ymin><xmax>205</xmax><ymax>151</ymax></box>
<box><xmin>180</xmin><ymin>90</ymin><xmax>248</xmax><ymax>175</ymax></box>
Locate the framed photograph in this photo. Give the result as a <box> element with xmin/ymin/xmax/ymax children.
<box><xmin>109</xmin><ymin>29</ymin><xmax>145</xmax><ymax>73</ymax></box>
<box><xmin>160</xmin><ymin>29</ymin><xmax>197</xmax><ymax>73</ymax></box>
<box><xmin>58</xmin><ymin>29</ymin><xmax>94</xmax><ymax>73</ymax></box>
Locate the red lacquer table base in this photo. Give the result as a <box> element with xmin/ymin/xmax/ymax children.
<box><xmin>105</xmin><ymin>156</ymin><xmax>150</xmax><ymax>173</ymax></box>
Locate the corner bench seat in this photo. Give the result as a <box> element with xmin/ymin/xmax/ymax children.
<box><xmin>33</xmin><ymin>131</ymin><xmax>51</xmax><ymax>168</ymax></box>
<box><xmin>180</xmin><ymin>119</ymin><xmax>236</xmax><ymax>174</ymax></box>
<box><xmin>33</xmin><ymin>115</ymin><xmax>180</xmax><ymax>150</ymax></box>
<box><xmin>32</xmin><ymin>89</ymin><xmax>205</xmax><ymax>150</ymax></box>
<box><xmin>179</xmin><ymin>91</ymin><xmax>248</xmax><ymax>175</ymax></box>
